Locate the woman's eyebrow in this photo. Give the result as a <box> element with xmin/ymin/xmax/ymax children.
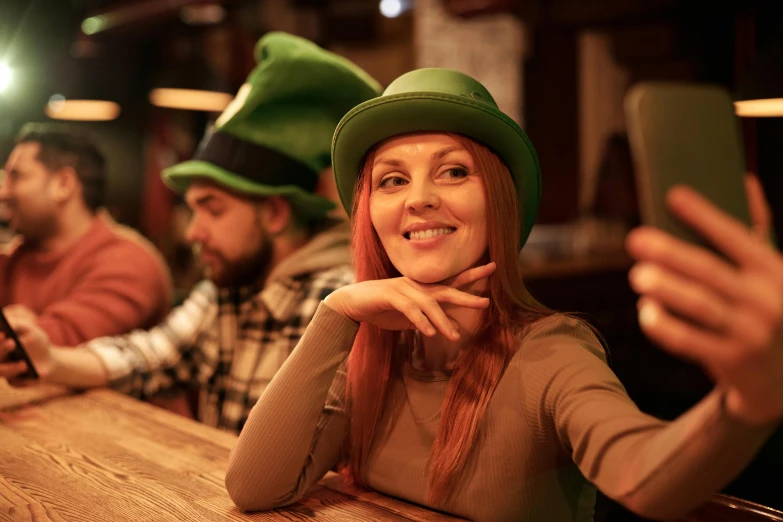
<box><xmin>373</xmin><ymin>158</ymin><xmax>405</xmax><ymax>169</ymax></box>
<box><xmin>432</xmin><ymin>146</ymin><xmax>462</xmax><ymax>159</ymax></box>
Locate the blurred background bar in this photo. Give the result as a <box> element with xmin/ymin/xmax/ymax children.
<box><xmin>0</xmin><ymin>1</ymin><xmax>780</xmax><ymax>245</ymax></box>
<box><xmin>0</xmin><ymin>1</ymin><xmax>781</xmax><ymax>520</ymax></box>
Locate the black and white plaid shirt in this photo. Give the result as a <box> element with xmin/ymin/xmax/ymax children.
<box><xmin>84</xmin><ymin>227</ymin><xmax>354</xmax><ymax>434</ymax></box>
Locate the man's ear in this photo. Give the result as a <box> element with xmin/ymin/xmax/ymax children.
<box><xmin>50</xmin><ymin>166</ymin><xmax>80</xmax><ymax>205</ymax></box>
<box><xmin>316</xmin><ymin>167</ymin><xmax>347</xmax><ymax>220</ymax></box>
<box><xmin>257</xmin><ymin>196</ymin><xmax>293</xmax><ymax>235</ymax></box>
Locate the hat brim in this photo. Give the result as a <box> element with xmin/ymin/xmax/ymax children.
<box><xmin>332</xmin><ymin>92</ymin><xmax>541</xmax><ymax>247</ymax></box>
<box><xmin>162</xmin><ymin>160</ymin><xmax>334</xmax><ymax>220</ymax></box>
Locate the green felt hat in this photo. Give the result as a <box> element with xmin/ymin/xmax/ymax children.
<box><xmin>332</xmin><ymin>68</ymin><xmax>541</xmax><ymax>247</ymax></box>
<box><xmin>163</xmin><ymin>32</ymin><xmax>381</xmax><ymax>220</ymax></box>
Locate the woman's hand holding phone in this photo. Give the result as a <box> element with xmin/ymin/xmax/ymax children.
<box><xmin>626</xmin><ymin>183</ymin><xmax>783</xmax><ymax>427</ymax></box>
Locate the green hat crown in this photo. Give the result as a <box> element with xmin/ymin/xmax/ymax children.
<box><xmin>384</xmin><ymin>68</ymin><xmax>497</xmax><ymax>104</ymax></box>
<box><xmin>164</xmin><ymin>32</ymin><xmax>381</xmax><ymax>220</ymax></box>
<box><xmin>332</xmin><ymin>68</ymin><xmax>541</xmax><ymax>247</ymax></box>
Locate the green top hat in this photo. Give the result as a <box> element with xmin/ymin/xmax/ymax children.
<box><xmin>331</xmin><ymin>68</ymin><xmax>541</xmax><ymax>247</ymax></box>
<box><xmin>163</xmin><ymin>32</ymin><xmax>381</xmax><ymax>220</ymax></box>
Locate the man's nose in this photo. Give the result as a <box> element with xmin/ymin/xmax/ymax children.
<box><xmin>184</xmin><ymin>216</ymin><xmax>206</xmax><ymax>244</ymax></box>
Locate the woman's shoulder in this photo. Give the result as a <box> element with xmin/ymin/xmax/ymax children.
<box><xmin>509</xmin><ymin>312</ymin><xmax>608</xmax><ymax>369</ymax></box>
<box><xmin>520</xmin><ymin>312</ymin><xmax>598</xmax><ymax>339</ymax></box>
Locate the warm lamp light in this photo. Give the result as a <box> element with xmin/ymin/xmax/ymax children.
<box><xmin>45</xmin><ymin>99</ymin><xmax>120</xmax><ymax>121</ymax></box>
<box><xmin>735</xmin><ymin>31</ymin><xmax>783</xmax><ymax>118</ymax></box>
<box><xmin>149</xmin><ymin>88</ymin><xmax>233</xmax><ymax>112</ymax></box>
<box><xmin>734</xmin><ymin>99</ymin><xmax>783</xmax><ymax>118</ymax></box>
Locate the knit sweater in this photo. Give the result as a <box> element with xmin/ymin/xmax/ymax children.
<box><xmin>0</xmin><ymin>215</ymin><xmax>172</xmax><ymax>345</ymax></box>
<box><xmin>225</xmin><ymin>304</ymin><xmax>774</xmax><ymax>522</ymax></box>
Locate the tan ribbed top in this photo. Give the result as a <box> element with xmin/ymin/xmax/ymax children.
<box><xmin>225</xmin><ymin>303</ymin><xmax>773</xmax><ymax>522</ymax></box>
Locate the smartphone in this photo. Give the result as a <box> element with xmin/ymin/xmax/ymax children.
<box><xmin>624</xmin><ymin>82</ymin><xmax>752</xmax><ymax>251</ymax></box>
<box><xmin>0</xmin><ymin>308</ymin><xmax>39</xmax><ymax>379</ymax></box>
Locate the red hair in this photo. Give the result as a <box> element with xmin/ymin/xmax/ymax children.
<box><xmin>344</xmin><ymin>133</ymin><xmax>553</xmax><ymax>504</ymax></box>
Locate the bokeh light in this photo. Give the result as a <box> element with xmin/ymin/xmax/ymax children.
<box><xmin>380</xmin><ymin>0</ymin><xmax>404</xmax><ymax>18</ymax></box>
<box><xmin>0</xmin><ymin>63</ymin><xmax>13</xmax><ymax>93</ymax></box>
<box><xmin>81</xmin><ymin>15</ymin><xmax>108</xmax><ymax>36</ymax></box>
<box><xmin>45</xmin><ymin>99</ymin><xmax>120</xmax><ymax>121</ymax></box>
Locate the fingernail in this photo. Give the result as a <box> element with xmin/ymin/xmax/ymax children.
<box><xmin>427</xmin><ymin>327</ymin><xmax>436</xmax><ymax>336</ymax></box>
<box><xmin>452</xmin><ymin>330</ymin><xmax>460</xmax><ymax>339</ymax></box>
<box><xmin>638</xmin><ymin>302</ymin><xmax>660</xmax><ymax>327</ymax></box>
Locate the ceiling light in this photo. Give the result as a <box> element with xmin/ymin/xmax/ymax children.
<box><xmin>149</xmin><ymin>88</ymin><xmax>233</xmax><ymax>112</ymax></box>
<box><xmin>45</xmin><ymin>98</ymin><xmax>120</xmax><ymax>121</ymax></box>
<box><xmin>734</xmin><ymin>99</ymin><xmax>783</xmax><ymax>118</ymax></box>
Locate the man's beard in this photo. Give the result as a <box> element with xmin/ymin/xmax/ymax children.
<box><xmin>203</xmin><ymin>237</ymin><xmax>273</xmax><ymax>288</ymax></box>
<box><xmin>10</xmin><ymin>211</ymin><xmax>58</xmax><ymax>247</ymax></box>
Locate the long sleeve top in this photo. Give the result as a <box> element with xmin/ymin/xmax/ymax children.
<box><xmin>225</xmin><ymin>303</ymin><xmax>775</xmax><ymax>521</ymax></box>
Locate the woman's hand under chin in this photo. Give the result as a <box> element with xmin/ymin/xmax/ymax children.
<box><xmin>324</xmin><ymin>262</ymin><xmax>496</xmax><ymax>340</ymax></box>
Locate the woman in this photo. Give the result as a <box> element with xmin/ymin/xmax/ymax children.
<box><xmin>225</xmin><ymin>69</ymin><xmax>783</xmax><ymax>521</ymax></box>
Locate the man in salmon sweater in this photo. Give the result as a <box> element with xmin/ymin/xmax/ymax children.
<box><xmin>0</xmin><ymin>124</ymin><xmax>172</xmax><ymax>346</ymax></box>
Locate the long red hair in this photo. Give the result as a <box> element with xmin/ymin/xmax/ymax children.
<box><xmin>344</xmin><ymin>133</ymin><xmax>554</xmax><ymax>504</ymax></box>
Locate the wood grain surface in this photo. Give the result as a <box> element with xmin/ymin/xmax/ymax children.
<box><xmin>0</xmin><ymin>389</ymin><xmax>464</xmax><ymax>522</ymax></box>
<box><xmin>0</xmin><ymin>380</ymin><xmax>70</xmax><ymax>411</ymax></box>
<box><xmin>3</xmin><ymin>387</ymin><xmax>773</xmax><ymax>521</ymax></box>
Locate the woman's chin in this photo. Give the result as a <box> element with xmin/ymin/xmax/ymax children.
<box><xmin>399</xmin><ymin>266</ymin><xmax>460</xmax><ymax>285</ymax></box>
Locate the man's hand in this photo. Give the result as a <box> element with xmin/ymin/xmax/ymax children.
<box><xmin>0</xmin><ymin>316</ymin><xmax>53</xmax><ymax>382</ymax></box>
<box><xmin>3</xmin><ymin>304</ymin><xmax>38</xmax><ymax>325</ymax></box>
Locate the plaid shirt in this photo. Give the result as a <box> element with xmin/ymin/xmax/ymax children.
<box><xmin>85</xmin><ymin>240</ymin><xmax>353</xmax><ymax>434</ymax></box>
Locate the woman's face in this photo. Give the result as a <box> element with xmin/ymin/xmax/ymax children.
<box><xmin>369</xmin><ymin>133</ymin><xmax>488</xmax><ymax>283</ymax></box>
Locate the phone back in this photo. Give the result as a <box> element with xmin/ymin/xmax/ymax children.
<box><xmin>0</xmin><ymin>309</ymin><xmax>39</xmax><ymax>380</ymax></box>
<box><xmin>625</xmin><ymin>82</ymin><xmax>751</xmax><ymax>249</ymax></box>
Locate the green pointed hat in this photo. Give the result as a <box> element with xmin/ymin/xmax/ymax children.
<box><xmin>163</xmin><ymin>32</ymin><xmax>382</xmax><ymax>220</ymax></box>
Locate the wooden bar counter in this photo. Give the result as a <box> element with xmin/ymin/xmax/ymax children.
<box><xmin>0</xmin><ymin>387</ymin><xmax>464</xmax><ymax>521</ymax></box>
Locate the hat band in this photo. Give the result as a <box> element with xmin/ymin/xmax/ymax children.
<box><xmin>194</xmin><ymin>131</ymin><xmax>318</xmax><ymax>192</ymax></box>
